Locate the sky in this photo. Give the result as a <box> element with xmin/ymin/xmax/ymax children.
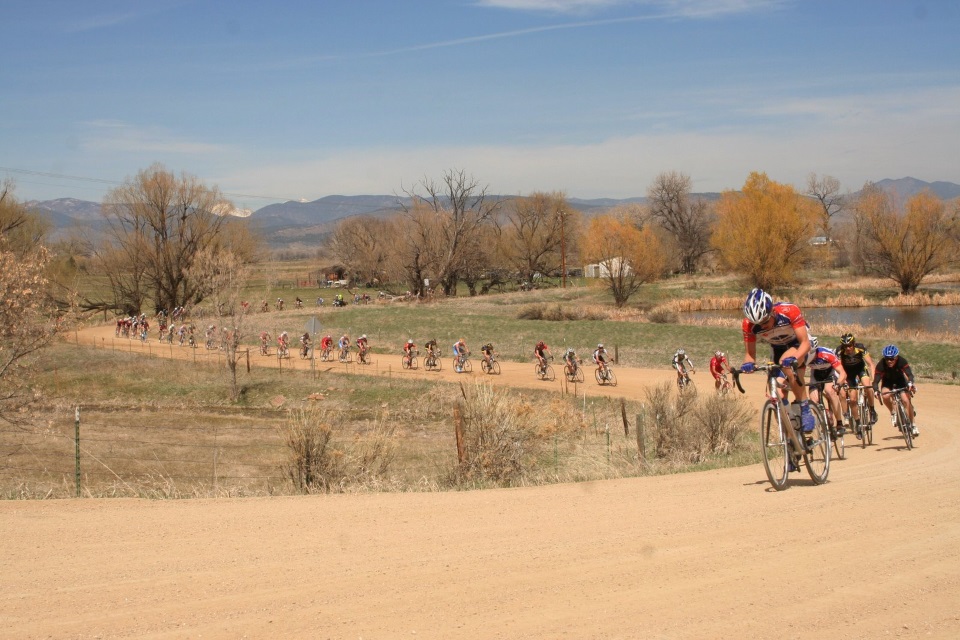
<box><xmin>2</xmin><ymin>0</ymin><xmax>958</xmax><ymax>210</ymax></box>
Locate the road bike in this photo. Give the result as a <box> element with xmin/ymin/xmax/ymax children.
<box><xmin>594</xmin><ymin>362</ymin><xmax>617</xmax><ymax>386</ymax></box>
<box><xmin>259</xmin><ymin>342</ymin><xmax>270</xmax><ymax>356</ymax></box>
<box><xmin>843</xmin><ymin>382</ymin><xmax>873</xmax><ymax>448</ymax></box>
<box><xmin>320</xmin><ymin>346</ymin><xmax>332</xmax><ymax>362</ymax></box>
<box><xmin>716</xmin><ymin>372</ymin><xmax>732</xmax><ymax>396</ymax></box>
<box><xmin>881</xmin><ymin>387</ymin><xmax>916</xmax><ymax>450</ymax></box>
<box><xmin>809</xmin><ymin>380</ymin><xmax>844</xmax><ymax>461</ymax></box>
<box><xmin>299</xmin><ymin>343</ymin><xmax>312</xmax><ymax>360</ymax></box>
<box><xmin>339</xmin><ymin>347</ymin><xmax>352</xmax><ymax>364</ymax></box>
<box><xmin>357</xmin><ymin>347</ymin><xmax>369</xmax><ymax>365</ymax></box>
<box><xmin>402</xmin><ymin>349</ymin><xmax>419</xmax><ymax>370</ymax></box>
<box><xmin>732</xmin><ymin>363</ymin><xmax>830</xmax><ymax>491</ymax></box>
<box><xmin>454</xmin><ymin>353</ymin><xmax>472</xmax><ymax>373</ymax></box>
<box><xmin>535</xmin><ymin>356</ymin><xmax>555</xmax><ymax>381</ymax></box>
<box><xmin>677</xmin><ymin>369</ymin><xmax>694</xmax><ymax>393</ymax></box>
<box><xmin>424</xmin><ymin>350</ymin><xmax>442</xmax><ymax>372</ymax></box>
<box><xmin>564</xmin><ymin>359</ymin><xmax>584</xmax><ymax>383</ymax></box>
<box><xmin>480</xmin><ymin>353</ymin><xmax>500</xmax><ymax>375</ymax></box>
<box><xmin>277</xmin><ymin>344</ymin><xmax>289</xmax><ymax>359</ymax></box>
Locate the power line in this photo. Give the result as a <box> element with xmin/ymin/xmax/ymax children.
<box><xmin>0</xmin><ymin>166</ymin><xmax>299</xmax><ymax>202</ymax></box>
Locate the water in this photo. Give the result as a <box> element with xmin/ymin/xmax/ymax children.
<box><xmin>688</xmin><ymin>305</ymin><xmax>960</xmax><ymax>333</ymax></box>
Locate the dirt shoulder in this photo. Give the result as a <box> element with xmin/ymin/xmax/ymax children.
<box><xmin>2</xmin><ymin>326</ymin><xmax>958</xmax><ymax>638</ymax></box>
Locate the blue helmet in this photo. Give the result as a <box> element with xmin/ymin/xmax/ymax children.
<box><xmin>743</xmin><ymin>288</ymin><xmax>773</xmax><ymax>324</ymax></box>
<box><xmin>882</xmin><ymin>344</ymin><xmax>899</xmax><ymax>359</ymax></box>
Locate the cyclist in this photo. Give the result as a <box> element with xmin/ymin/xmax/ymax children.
<box><xmin>453</xmin><ymin>338</ymin><xmax>469</xmax><ymax>372</ymax></box>
<box><xmin>804</xmin><ymin>337</ymin><xmax>848</xmax><ymax>435</ymax></box>
<box><xmin>424</xmin><ymin>338</ymin><xmax>439</xmax><ymax>357</ymax></box>
<box><xmin>836</xmin><ymin>332</ymin><xmax>879</xmax><ymax>424</ymax></box>
<box><xmin>295</xmin><ymin>296</ymin><xmax>303</xmax><ymax>309</ymax></box>
<box><xmin>563</xmin><ymin>347</ymin><xmax>580</xmax><ymax>376</ymax></box>
<box><xmin>740</xmin><ymin>287</ymin><xmax>816</xmax><ymax>434</ymax></box>
<box><xmin>299</xmin><ymin>332</ymin><xmax>312</xmax><ymax>358</ymax></box>
<box><xmin>356</xmin><ymin>334</ymin><xmax>369</xmax><ymax>362</ymax></box>
<box><xmin>338</xmin><ymin>334</ymin><xmax>351</xmax><ymax>361</ymax></box>
<box><xmin>277</xmin><ymin>331</ymin><xmax>290</xmax><ymax>357</ymax></box>
<box><xmin>276</xmin><ymin>298</ymin><xmax>284</xmax><ymax>311</ymax></box>
<box><xmin>205</xmin><ymin>324</ymin><xmax>217</xmax><ymax>349</ymax></box>
<box><xmin>672</xmin><ymin>348</ymin><xmax>696</xmax><ymax>387</ymax></box>
<box><xmin>593</xmin><ymin>343</ymin><xmax>610</xmax><ymax>377</ymax></box>
<box><xmin>534</xmin><ymin>340</ymin><xmax>551</xmax><ymax>374</ymax></box>
<box><xmin>259</xmin><ymin>330</ymin><xmax>271</xmax><ymax>355</ymax></box>
<box><xmin>874</xmin><ymin>344</ymin><xmax>919</xmax><ymax>437</ymax></box>
<box><xmin>319</xmin><ymin>334</ymin><xmax>333</xmax><ymax>360</ymax></box>
<box><xmin>403</xmin><ymin>339</ymin><xmax>417</xmax><ymax>366</ymax></box>
<box><xmin>709</xmin><ymin>350</ymin><xmax>729</xmax><ymax>393</ymax></box>
<box><xmin>481</xmin><ymin>342</ymin><xmax>495</xmax><ymax>366</ymax></box>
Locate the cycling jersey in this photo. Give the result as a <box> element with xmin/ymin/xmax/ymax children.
<box><xmin>593</xmin><ymin>348</ymin><xmax>607</xmax><ymax>363</ymax></box>
<box><xmin>709</xmin><ymin>356</ymin><xmax>728</xmax><ymax>378</ymax></box>
<box><xmin>742</xmin><ymin>301</ymin><xmax>809</xmax><ymax>348</ymax></box>
<box><xmin>672</xmin><ymin>354</ymin><xmax>694</xmax><ymax>371</ymax></box>
<box><xmin>836</xmin><ymin>343</ymin><xmax>871</xmax><ymax>375</ymax></box>
<box><xmin>874</xmin><ymin>355</ymin><xmax>915</xmax><ymax>389</ymax></box>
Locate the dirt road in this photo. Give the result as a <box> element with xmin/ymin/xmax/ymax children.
<box><xmin>2</xmin><ymin>326</ymin><xmax>958</xmax><ymax>638</ymax></box>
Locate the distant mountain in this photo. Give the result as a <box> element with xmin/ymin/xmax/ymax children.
<box><xmin>872</xmin><ymin>177</ymin><xmax>960</xmax><ymax>201</ymax></box>
<box><xmin>251</xmin><ymin>195</ymin><xmax>407</xmax><ymax>229</ymax></box>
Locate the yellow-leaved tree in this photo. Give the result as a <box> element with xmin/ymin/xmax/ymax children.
<box><xmin>712</xmin><ymin>172</ymin><xmax>819</xmax><ymax>290</ymax></box>
<box><xmin>583</xmin><ymin>213</ymin><xmax>665</xmax><ymax>308</ymax></box>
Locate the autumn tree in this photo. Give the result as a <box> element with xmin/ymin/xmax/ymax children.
<box><xmin>0</xmin><ymin>184</ymin><xmax>60</xmax><ymax>423</ymax></box>
<box><xmin>853</xmin><ymin>185</ymin><xmax>958</xmax><ymax>293</ymax></box>
<box><xmin>712</xmin><ymin>172</ymin><xmax>819</xmax><ymax>290</ymax></box>
<box><xmin>498</xmin><ymin>192</ymin><xmax>581</xmax><ymax>284</ymax></box>
<box><xmin>646</xmin><ymin>171</ymin><xmax>713</xmax><ymax>274</ymax></box>
<box><xmin>805</xmin><ymin>173</ymin><xmax>845</xmax><ymax>239</ymax></box>
<box><xmin>583</xmin><ymin>213</ymin><xmax>666</xmax><ymax>308</ymax></box>
<box><xmin>399</xmin><ymin>169</ymin><xmax>501</xmax><ymax>296</ymax></box>
<box><xmin>94</xmin><ymin>164</ymin><xmax>258</xmax><ymax>314</ymax></box>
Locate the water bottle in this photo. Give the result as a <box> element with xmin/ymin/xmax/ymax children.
<box><xmin>787</xmin><ymin>402</ymin><xmax>802</xmax><ymax>431</ymax></box>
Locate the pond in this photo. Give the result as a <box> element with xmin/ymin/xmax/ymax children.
<box><xmin>688</xmin><ymin>305</ymin><xmax>960</xmax><ymax>333</ymax></box>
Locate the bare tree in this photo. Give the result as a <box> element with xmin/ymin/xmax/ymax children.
<box><xmin>854</xmin><ymin>184</ymin><xmax>958</xmax><ymax>293</ymax></box>
<box><xmin>329</xmin><ymin>216</ymin><xmax>391</xmax><ymax>286</ymax></box>
<box><xmin>94</xmin><ymin>164</ymin><xmax>257</xmax><ymax>314</ymax></box>
<box><xmin>498</xmin><ymin>191</ymin><xmax>580</xmax><ymax>284</ymax></box>
<box><xmin>400</xmin><ymin>169</ymin><xmax>501</xmax><ymax>296</ymax></box>
<box><xmin>806</xmin><ymin>173</ymin><xmax>845</xmax><ymax>239</ymax></box>
<box><xmin>646</xmin><ymin>171</ymin><xmax>712</xmax><ymax>274</ymax></box>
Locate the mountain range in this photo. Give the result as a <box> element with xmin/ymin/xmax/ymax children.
<box><xmin>25</xmin><ymin>177</ymin><xmax>960</xmax><ymax>246</ymax></box>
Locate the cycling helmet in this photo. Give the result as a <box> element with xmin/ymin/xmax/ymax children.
<box><xmin>882</xmin><ymin>344</ymin><xmax>899</xmax><ymax>359</ymax></box>
<box><xmin>597</xmin><ymin>343</ymin><xmax>604</xmax><ymax>349</ymax></box>
<box><xmin>677</xmin><ymin>348</ymin><xmax>685</xmax><ymax>356</ymax></box>
<box><xmin>840</xmin><ymin>332</ymin><xmax>855</xmax><ymax>346</ymax></box>
<box><xmin>361</xmin><ymin>334</ymin><xmax>367</xmax><ymax>339</ymax></box>
<box><xmin>407</xmin><ymin>339</ymin><xmax>413</xmax><ymax>344</ymax></box>
<box><xmin>810</xmin><ymin>336</ymin><xmax>819</xmax><ymax>350</ymax></box>
<box><xmin>743</xmin><ymin>287</ymin><xmax>773</xmax><ymax>324</ymax></box>
<box><xmin>715</xmin><ymin>350</ymin><xmax>722</xmax><ymax>358</ymax></box>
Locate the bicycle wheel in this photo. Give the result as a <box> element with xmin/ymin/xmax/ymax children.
<box><xmin>829</xmin><ymin>408</ymin><xmax>845</xmax><ymax>461</ymax></box>
<box><xmin>605</xmin><ymin>369</ymin><xmax>617</xmax><ymax>387</ymax></box>
<box><xmin>490</xmin><ymin>360</ymin><xmax>500</xmax><ymax>375</ymax></box>
<box><xmin>760</xmin><ymin>401</ymin><xmax>789</xmax><ymax>491</ymax></box>
<box><xmin>410</xmin><ymin>356</ymin><xmax>418</xmax><ymax>370</ymax></box>
<box><xmin>897</xmin><ymin>403</ymin><xmax>913</xmax><ymax>450</ymax></box>
<box><xmin>401</xmin><ymin>356</ymin><xmax>410</xmax><ymax>370</ymax></box>
<box><xmin>543</xmin><ymin>364</ymin><xmax>555</xmax><ymax>381</ymax></box>
<box><xmin>802</xmin><ymin>407</ymin><xmax>830</xmax><ymax>485</ymax></box>
<box><xmin>462</xmin><ymin>358</ymin><xmax>472</xmax><ymax>373</ymax></box>
<box><xmin>433</xmin><ymin>356</ymin><xmax>442</xmax><ymax>372</ymax></box>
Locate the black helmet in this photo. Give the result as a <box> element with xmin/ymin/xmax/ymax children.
<box><xmin>840</xmin><ymin>332</ymin><xmax>855</xmax><ymax>346</ymax></box>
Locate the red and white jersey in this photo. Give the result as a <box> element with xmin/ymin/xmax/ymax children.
<box><xmin>805</xmin><ymin>346</ymin><xmax>843</xmax><ymax>372</ymax></box>
<box><xmin>709</xmin><ymin>355</ymin><xmax>728</xmax><ymax>376</ymax></box>
<box><xmin>742</xmin><ymin>302</ymin><xmax>809</xmax><ymax>348</ymax></box>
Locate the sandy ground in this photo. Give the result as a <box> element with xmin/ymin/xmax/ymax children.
<box><xmin>2</xmin><ymin>325</ymin><xmax>958</xmax><ymax>639</ymax></box>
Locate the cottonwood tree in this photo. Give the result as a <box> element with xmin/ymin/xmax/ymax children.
<box><xmin>854</xmin><ymin>185</ymin><xmax>958</xmax><ymax>293</ymax></box>
<box><xmin>583</xmin><ymin>213</ymin><xmax>666</xmax><ymax>308</ymax></box>
<box><xmin>805</xmin><ymin>173</ymin><xmax>845</xmax><ymax>239</ymax></box>
<box><xmin>0</xmin><ymin>185</ymin><xmax>59</xmax><ymax>423</ymax></box>
<box><xmin>646</xmin><ymin>171</ymin><xmax>713</xmax><ymax>274</ymax></box>
<box><xmin>712</xmin><ymin>172</ymin><xmax>819</xmax><ymax>290</ymax></box>
<box><xmin>498</xmin><ymin>191</ymin><xmax>581</xmax><ymax>284</ymax></box>
<box><xmin>399</xmin><ymin>169</ymin><xmax>501</xmax><ymax>296</ymax></box>
<box><xmin>94</xmin><ymin>164</ymin><xmax>257</xmax><ymax>314</ymax></box>
<box><xmin>329</xmin><ymin>216</ymin><xmax>391</xmax><ymax>286</ymax></box>
<box><xmin>186</xmin><ymin>248</ymin><xmax>251</xmax><ymax>401</ymax></box>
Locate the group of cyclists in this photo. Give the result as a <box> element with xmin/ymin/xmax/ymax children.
<box><xmin>736</xmin><ymin>287</ymin><xmax>919</xmax><ymax>443</ymax></box>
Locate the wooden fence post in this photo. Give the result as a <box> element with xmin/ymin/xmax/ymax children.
<box><xmin>620</xmin><ymin>398</ymin><xmax>629</xmax><ymax>437</ymax></box>
<box><xmin>636</xmin><ymin>406</ymin><xmax>647</xmax><ymax>463</ymax></box>
<box><xmin>454</xmin><ymin>403</ymin><xmax>466</xmax><ymax>465</ymax></box>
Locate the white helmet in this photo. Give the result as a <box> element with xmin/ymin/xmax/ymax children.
<box><xmin>677</xmin><ymin>348</ymin><xmax>685</xmax><ymax>356</ymax></box>
<box><xmin>810</xmin><ymin>335</ymin><xmax>819</xmax><ymax>350</ymax></box>
<box><xmin>361</xmin><ymin>334</ymin><xmax>367</xmax><ymax>339</ymax></box>
<box><xmin>407</xmin><ymin>339</ymin><xmax>413</xmax><ymax>344</ymax></box>
<box><xmin>744</xmin><ymin>287</ymin><xmax>773</xmax><ymax>324</ymax></box>
<box><xmin>715</xmin><ymin>350</ymin><xmax>722</xmax><ymax>358</ymax></box>
<box><xmin>597</xmin><ymin>343</ymin><xmax>604</xmax><ymax>349</ymax></box>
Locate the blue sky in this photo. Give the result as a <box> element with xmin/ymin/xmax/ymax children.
<box><xmin>2</xmin><ymin>0</ymin><xmax>958</xmax><ymax>209</ymax></box>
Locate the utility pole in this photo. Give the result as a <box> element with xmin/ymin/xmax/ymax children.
<box><xmin>560</xmin><ymin>206</ymin><xmax>567</xmax><ymax>288</ymax></box>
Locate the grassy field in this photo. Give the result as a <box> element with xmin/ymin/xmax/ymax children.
<box><xmin>6</xmin><ymin>265</ymin><xmax>960</xmax><ymax>499</ymax></box>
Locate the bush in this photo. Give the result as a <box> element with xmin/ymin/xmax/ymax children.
<box><xmin>516</xmin><ymin>303</ymin><xmax>605</xmax><ymax>321</ymax></box>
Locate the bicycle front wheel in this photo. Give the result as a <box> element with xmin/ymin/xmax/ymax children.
<box><xmin>490</xmin><ymin>360</ymin><xmax>500</xmax><ymax>375</ymax></box>
<box><xmin>574</xmin><ymin>367</ymin><xmax>584</xmax><ymax>383</ymax></box>
<box><xmin>595</xmin><ymin>368</ymin><xmax>604</xmax><ymax>385</ymax></box>
<box><xmin>897</xmin><ymin>404</ymin><xmax>913</xmax><ymax>450</ymax></box>
<box><xmin>760</xmin><ymin>401</ymin><xmax>789</xmax><ymax>491</ymax></box>
<box><xmin>605</xmin><ymin>368</ymin><xmax>617</xmax><ymax>387</ymax></box>
<box><xmin>802</xmin><ymin>407</ymin><xmax>831</xmax><ymax>485</ymax></box>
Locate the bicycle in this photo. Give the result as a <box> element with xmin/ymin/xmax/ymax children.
<box><xmin>535</xmin><ymin>356</ymin><xmax>555</xmax><ymax>381</ymax></box>
<box><xmin>716</xmin><ymin>372</ymin><xmax>732</xmax><ymax>396</ymax></box>
<box><xmin>880</xmin><ymin>387</ymin><xmax>915</xmax><ymax>450</ymax></box>
<box><xmin>338</xmin><ymin>347</ymin><xmax>352</xmax><ymax>364</ymax></box>
<box><xmin>357</xmin><ymin>347</ymin><xmax>369</xmax><ymax>365</ymax></box>
<box><xmin>731</xmin><ymin>363</ymin><xmax>830</xmax><ymax>490</ymax></box>
<box><xmin>320</xmin><ymin>346</ymin><xmax>332</xmax><ymax>362</ymax></box>
<box><xmin>402</xmin><ymin>349</ymin><xmax>419</xmax><ymax>370</ymax></box>
<box><xmin>677</xmin><ymin>369</ymin><xmax>694</xmax><ymax>393</ymax></box>
<box><xmin>480</xmin><ymin>353</ymin><xmax>500</xmax><ymax>375</ymax></box>
<box><xmin>809</xmin><ymin>380</ymin><xmax>844</xmax><ymax>461</ymax></box>
<box><xmin>277</xmin><ymin>344</ymin><xmax>289</xmax><ymax>359</ymax></box>
<box><xmin>454</xmin><ymin>353</ymin><xmax>472</xmax><ymax>373</ymax></box>
<box><xmin>594</xmin><ymin>362</ymin><xmax>617</xmax><ymax>386</ymax></box>
<box><xmin>564</xmin><ymin>359</ymin><xmax>584</xmax><ymax>383</ymax></box>
<box><xmin>843</xmin><ymin>382</ymin><xmax>873</xmax><ymax>448</ymax></box>
<box><xmin>259</xmin><ymin>342</ymin><xmax>270</xmax><ymax>357</ymax></box>
<box><xmin>299</xmin><ymin>344</ymin><xmax>312</xmax><ymax>360</ymax></box>
<box><xmin>424</xmin><ymin>350</ymin><xmax>442</xmax><ymax>372</ymax></box>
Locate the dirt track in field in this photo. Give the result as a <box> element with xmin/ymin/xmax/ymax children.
<box><xmin>2</xmin><ymin>324</ymin><xmax>959</xmax><ymax>639</ymax></box>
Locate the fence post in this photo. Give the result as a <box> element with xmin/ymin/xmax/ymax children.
<box><xmin>74</xmin><ymin>407</ymin><xmax>81</xmax><ymax>498</ymax></box>
<box><xmin>454</xmin><ymin>403</ymin><xmax>465</xmax><ymax>465</ymax></box>
<box><xmin>636</xmin><ymin>405</ymin><xmax>647</xmax><ymax>463</ymax></box>
<box><xmin>620</xmin><ymin>398</ymin><xmax>629</xmax><ymax>437</ymax></box>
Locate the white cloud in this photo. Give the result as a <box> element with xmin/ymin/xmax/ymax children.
<box><xmin>475</xmin><ymin>0</ymin><xmax>786</xmax><ymax>17</ymax></box>
<box><xmin>80</xmin><ymin>121</ymin><xmax>229</xmax><ymax>156</ymax></box>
